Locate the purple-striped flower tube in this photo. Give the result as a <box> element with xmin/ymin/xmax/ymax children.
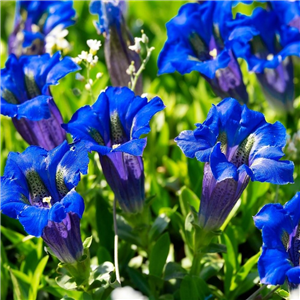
<box><xmin>89</xmin><ymin>0</ymin><xmax>142</xmax><ymax>95</ymax></box>
<box><xmin>1</xmin><ymin>52</ymin><xmax>80</xmax><ymax>150</ymax></box>
<box><xmin>176</xmin><ymin>98</ymin><xmax>294</xmax><ymax>231</ymax></box>
<box><xmin>63</xmin><ymin>86</ymin><xmax>165</xmax><ymax>213</ymax></box>
<box><xmin>254</xmin><ymin>192</ymin><xmax>300</xmax><ymax>299</ymax></box>
<box><xmin>1</xmin><ymin>141</ymin><xmax>89</xmax><ymax>264</ymax></box>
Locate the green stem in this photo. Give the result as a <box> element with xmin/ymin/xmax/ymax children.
<box><xmin>190</xmin><ymin>252</ymin><xmax>203</xmax><ymax>276</ymax></box>
<box><xmin>245</xmin><ymin>285</ymin><xmax>266</xmax><ymax>300</ymax></box>
<box><xmin>131</xmin><ymin>46</ymin><xmax>153</xmax><ymax>92</ymax></box>
<box><xmin>113</xmin><ymin>197</ymin><xmax>121</xmax><ymax>285</ymax></box>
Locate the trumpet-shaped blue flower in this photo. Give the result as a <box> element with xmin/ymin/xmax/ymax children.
<box><xmin>158</xmin><ymin>2</ymin><xmax>248</xmax><ymax>104</ymax></box>
<box><xmin>254</xmin><ymin>192</ymin><xmax>300</xmax><ymax>291</ymax></box>
<box><xmin>1</xmin><ymin>52</ymin><xmax>80</xmax><ymax>150</ymax></box>
<box><xmin>9</xmin><ymin>1</ymin><xmax>76</xmax><ymax>56</ymax></box>
<box><xmin>63</xmin><ymin>86</ymin><xmax>165</xmax><ymax>213</ymax></box>
<box><xmin>175</xmin><ymin>98</ymin><xmax>294</xmax><ymax>231</ymax></box>
<box><xmin>90</xmin><ymin>0</ymin><xmax>142</xmax><ymax>94</ymax></box>
<box><xmin>1</xmin><ymin>141</ymin><xmax>89</xmax><ymax>264</ymax></box>
<box><xmin>228</xmin><ymin>7</ymin><xmax>300</xmax><ymax>112</ymax></box>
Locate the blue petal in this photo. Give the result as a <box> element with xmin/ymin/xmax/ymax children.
<box><xmin>175</xmin><ymin>130</ymin><xmax>212</xmax><ymax>161</ymax></box>
<box><xmin>258</xmin><ymin>247</ymin><xmax>292</xmax><ymax>285</ymax></box>
<box><xmin>131</xmin><ymin>96</ymin><xmax>165</xmax><ymax>139</ymax></box>
<box><xmin>210</xmin><ymin>143</ymin><xmax>238</xmax><ymax>182</ymax></box>
<box><xmin>48</xmin><ymin>202</ymin><xmax>66</xmax><ymax>223</ymax></box>
<box><xmin>287</xmin><ymin>267</ymin><xmax>300</xmax><ymax>285</ymax></box>
<box><xmin>43</xmin><ymin>2</ymin><xmax>76</xmax><ymax>34</ymax></box>
<box><xmin>254</xmin><ymin>203</ymin><xmax>294</xmax><ymax>250</ymax></box>
<box><xmin>23</xmin><ymin>31</ymin><xmax>44</xmax><ymax>48</ymax></box>
<box><xmin>61</xmin><ymin>189</ymin><xmax>85</xmax><ymax>219</ymax></box>
<box><xmin>18</xmin><ymin>206</ymin><xmax>49</xmax><ymax>237</ymax></box>
<box><xmin>44</xmin><ymin>56</ymin><xmax>81</xmax><ymax>94</ymax></box>
<box><xmin>57</xmin><ymin>141</ymin><xmax>89</xmax><ymax>190</ymax></box>
<box><xmin>216</xmin><ymin>98</ymin><xmax>242</xmax><ymax>146</ymax></box>
<box><xmin>112</xmin><ymin>138</ymin><xmax>147</xmax><ymax>156</ymax></box>
<box><xmin>284</xmin><ymin>192</ymin><xmax>300</xmax><ymax>229</ymax></box>
<box><xmin>250</xmin><ymin>121</ymin><xmax>287</xmax><ymax>163</ymax></box>
<box><xmin>0</xmin><ymin>177</ymin><xmax>30</xmax><ymax>219</ymax></box>
<box><xmin>250</xmin><ymin>158</ymin><xmax>294</xmax><ymax>184</ymax></box>
<box><xmin>62</xmin><ymin>105</ymin><xmax>109</xmax><ymax>145</ymax></box>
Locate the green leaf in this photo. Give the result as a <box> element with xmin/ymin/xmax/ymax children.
<box><xmin>9</xmin><ymin>269</ymin><xmax>29</xmax><ymax>300</ymax></box>
<box><xmin>88</xmin><ymin>261</ymin><xmax>115</xmax><ymax>290</ymax></box>
<box><xmin>164</xmin><ymin>262</ymin><xmax>187</xmax><ymax>281</ymax></box>
<box><xmin>28</xmin><ymin>255</ymin><xmax>49</xmax><ymax>300</ymax></box>
<box><xmin>97</xmin><ymin>246</ymin><xmax>113</xmax><ymax>265</ymax></box>
<box><xmin>203</xmin><ymin>243</ymin><xmax>227</xmax><ymax>254</ymax></box>
<box><xmin>127</xmin><ymin>267</ymin><xmax>152</xmax><ymax>297</ymax></box>
<box><xmin>149</xmin><ymin>214</ymin><xmax>170</xmax><ymax>242</ymax></box>
<box><xmin>180</xmin><ymin>275</ymin><xmax>202</xmax><ymax>300</ymax></box>
<box><xmin>149</xmin><ymin>232</ymin><xmax>170</xmax><ymax>278</ymax></box>
<box><xmin>231</xmin><ymin>251</ymin><xmax>260</xmax><ymax>291</ymax></box>
<box><xmin>178</xmin><ymin>186</ymin><xmax>200</xmax><ymax>218</ymax></box>
<box><xmin>221</xmin><ymin>233</ymin><xmax>237</xmax><ymax>297</ymax></box>
<box><xmin>1</xmin><ymin>241</ymin><xmax>9</xmax><ymax>300</ymax></box>
<box><xmin>95</xmin><ymin>195</ymin><xmax>114</xmax><ymax>251</ymax></box>
<box><xmin>1</xmin><ymin>226</ymin><xmax>36</xmax><ymax>255</ymax></box>
<box><xmin>56</xmin><ymin>274</ymin><xmax>78</xmax><ymax>291</ymax></box>
<box><xmin>83</xmin><ymin>236</ymin><xmax>93</xmax><ymax>249</ymax></box>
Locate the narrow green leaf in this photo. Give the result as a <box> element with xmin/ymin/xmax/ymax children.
<box><xmin>178</xmin><ymin>186</ymin><xmax>200</xmax><ymax>218</ymax></box>
<box><xmin>28</xmin><ymin>255</ymin><xmax>49</xmax><ymax>300</ymax></box>
<box><xmin>180</xmin><ymin>275</ymin><xmax>200</xmax><ymax>300</ymax></box>
<box><xmin>149</xmin><ymin>232</ymin><xmax>170</xmax><ymax>278</ymax></box>
<box><xmin>1</xmin><ymin>241</ymin><xmax>9</xmax><ymax>300</ymax></box>
<box><xmin>127</xmin><ymin>267</ymin><xmax>152</xmax><ymax>297</ymax></box>
<box><xmin>164</xmin><ymin>262</ymin><xmax>187</xmax><ymax>280</ymax></box>
<box><xmin>10</xmin><ymin>269</ymin><xmax>29</xmax><ymax>300</ymax></box>
<box><xmin>149</xmin><ymin>214</ymin><xmax>170</xmax><ymax>242</ymax></box>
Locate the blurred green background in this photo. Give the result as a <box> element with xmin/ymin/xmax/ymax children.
<box><xmin>1</xmin><ymin>1</ymin><xmax>300</xmax><ymax>300</ymax></box>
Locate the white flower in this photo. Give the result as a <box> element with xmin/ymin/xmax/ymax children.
<box><xmin>78</xmin><ymin>51</ymin><xmax>89</xmax><ymax>60</ymax></box>
<box><xmin>129</xmin><ymin>37</ymin><xmax>143</xmax><ymax>53</ymax></box>
<box><xmin>87</xmin><ymin>39</ymin><xmax>101</xmax><ymax>54</ymax></box>
<box><xmin>96</xmin><ymin>72</ymin><xmax>103</xmax><ymax>79</ymax></box>
<box><xmin>85</xmin><ymin>83</ymin><xmax>91</xmax><ymax>90</ymax></box>
<box><xmin>45</xmin><ymin>25</ymin><xmax>71</xmax><ymax>54</ymax></box>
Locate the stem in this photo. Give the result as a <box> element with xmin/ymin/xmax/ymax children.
<box><xmin>245</xmin><ymin>285</ymin><xmax>266</xmax><ymax>300</ymax></box>
<box><xmin>262</xmin><ymin>285</ymin><xmax>280</xmax><ymax>300</ymax></box>
<box><xmin>131</xmin><ymin>46</ymin><xmax>153</xmax><ymax>92</ymax></box>
<box><xmin>113</xmin><ymin>197</ymin><xmax>121</xmax><ymax>285</ymax></box>
<box><xmin>190</xmin><ymin>252</ymin><xmax>202</xmax><ymax>276</ymax></box>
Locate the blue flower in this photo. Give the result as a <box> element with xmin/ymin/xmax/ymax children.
<box><xmin>175</xmin><ymin>98</ymin><xmax>294</xmax><ymax>231</ymax></box>
<box><xmin>1</xmin><ymin>52</ymin><xmax>80</xmax><ymax>150</ymax></box>
<box><xmin>270</xmin><ymin>1</ymin><xmax>300</xmax><ymax>33</ymax></box>
<box><xmin>228</xmin><ymin>7</ymin><xmax>300</xmax><ymax>112</ymax></box>
<box><xmin>1</xmin><ymin>141</ymin><xmax>89</xmax><ymax>264</ymax></box>
<box><xmin>254</xmin><ymin>192</ymin><xmax>300</xmax><ymax>290</ymax></box>
<box><xmin>63</xmin><ymin>86</ymin><xmax>165</xmax><ymax>213</ymax></box>
<box><xmin>158</xmin><ymin>2</ymin><xmax>248</xmax><ymax>104</ymax></box>
<box><xmin>90</xmin><ymin>0</ymin><xmax>142</xmax><ymax>94</ymax></box>
<box><xmin>9</xmin><ymin>1</ymin><xmax>76</xmax><ymax>56</ymax></box>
